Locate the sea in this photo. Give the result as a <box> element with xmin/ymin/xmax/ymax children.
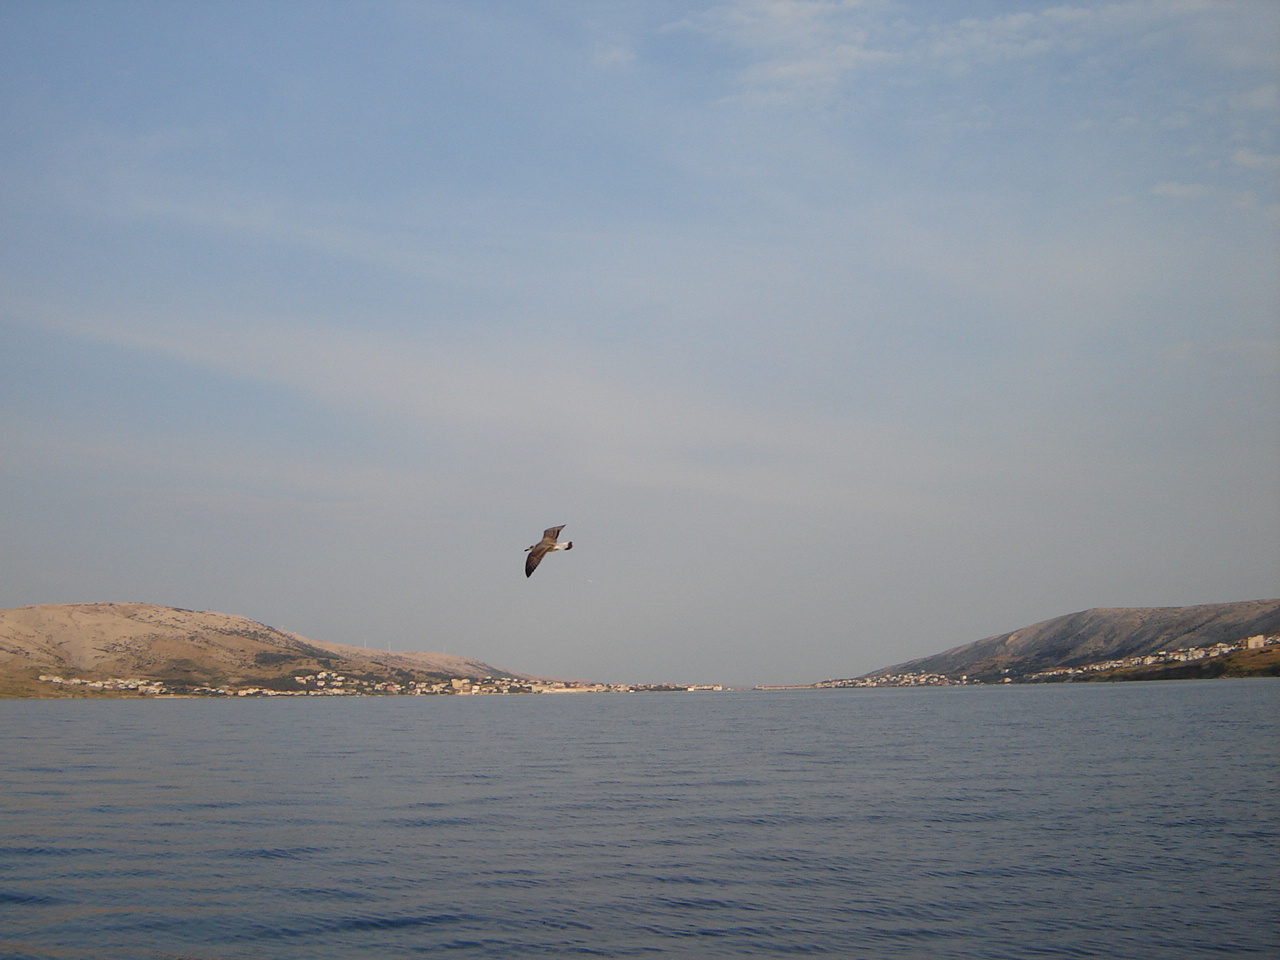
<box><xmin>1</xmin><ymin>680</ymin><xmax>1277</xmax><ymax>960</ymax></box>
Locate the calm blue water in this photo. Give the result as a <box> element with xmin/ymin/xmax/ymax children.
<box><xmin>1</xmin><ymin>681</ymin><xmax>1277</xmax><ymax>959</ymax></box>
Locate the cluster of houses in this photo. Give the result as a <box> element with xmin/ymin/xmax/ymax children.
<box><xmin>813</xmin><ymin>672</ymin><xmax>980</xmax><ymax>689</ymax></box>
<box><xmin>435</xmin><ymin>679</ymin><xmax>723</xmax><ymax>695</ymax></box>
<box><xmin>783</xmin><ymin>634</ymin><xmax>1279</xmax><ymax>689</ymax></box>
<box><xmin>36</xmin><ymin>636</ymin><xmax>1274</xmax><ymax>697</ymax></box>
<box><xmin>289</xmin><ymin>670</ymin><xmax>427</xmax><ymax>694</ymax></box>
<box><xmin>35</xmin><ymin>671</ymin><xmax>726</xmax><ymax>697</ymax></box>
<box><xmin>284</xmin><ymin>673</ymin><xmax>724</xmax><ymax>696</ymax></box>
<box><xmin>38</xmin><ymin>675</ymin><xmax>168</xmax><ymax>694</ymax></box>
<box><xmin>1027</xmin><ymin>634</ymin><xmax>1276</xmax><ymax>681</ymax></box>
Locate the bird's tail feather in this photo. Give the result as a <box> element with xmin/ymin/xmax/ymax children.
<box><xmin>565</xmin><ymin>542</ymin><xmax>573</xmax><ymax>550</ymax></box>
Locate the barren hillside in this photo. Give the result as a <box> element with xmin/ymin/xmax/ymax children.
<box><xmin>0</xmin><ymin>602</ymin><xmax>521</xmax><ymax>696</ymax></box>
<box><xmin>863</xmin><ymin>600</ymin><xmax>1280</xmax><ymax>682</ymax></box>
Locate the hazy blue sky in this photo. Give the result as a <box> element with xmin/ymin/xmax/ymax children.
<box><xmin>2</xmin><ymin>1</ymin><xmax>1277</xmax><ymax>686</ymax></box>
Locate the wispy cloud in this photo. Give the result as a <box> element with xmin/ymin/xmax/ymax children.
<box><xmin>36</xmin><ymin>306</ymin><xmax>1010</xmax><ymax>526</ymax></box>
<box><xmin>1234</xmin><ymin>148</ymin><xmax>1280</xmax><ymax>172</ymax></box>
<box><xmin>684</xmin><ymin>0</ymin><xmax>1280</xmax><ymax>146</ymax></box>
<box><xmin>592</xmin><ymin>43</ymin><xmax>636</xmax><ymax>67</ymax></box>
<box><xmin>1</xmin><ymin>418</ymin><xmax>418</xmax><ymax>520</ymax></box>
<box><xmin>1151</xmin><ymin>180</ymin><xmax>1210</xmax><ymax>198</ymax></box>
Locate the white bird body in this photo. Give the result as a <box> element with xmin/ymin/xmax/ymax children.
<box><xmin>525</xmin><ymin>525</ymin><xmax>572</xmax><ymax>577</ymax></box>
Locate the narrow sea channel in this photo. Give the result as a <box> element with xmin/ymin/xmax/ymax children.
<box><xmin>2</xmin><ymin>680</ymin><xmax>1276</xmax><ymax>958</ymax></box>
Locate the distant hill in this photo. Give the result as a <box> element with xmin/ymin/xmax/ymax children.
<box><xmin>864</xmin><ymin>600</ymin><xmax>1280</xmax><ymax>682</ymax></box>
<box><xmin>0</xmin><ymin>602</ymin><xmax>523</xmax><ymax>696</ymax></box>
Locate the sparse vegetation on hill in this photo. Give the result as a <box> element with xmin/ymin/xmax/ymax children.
<box><xmin>861</xmin><ymin>600</ymin><xmax>1280</xmax><ymax>684</ymax></box>
<box><xmin>0</xmin><ymin>602</ymin><xmax>521</xmax><ymax>697</ymax></box>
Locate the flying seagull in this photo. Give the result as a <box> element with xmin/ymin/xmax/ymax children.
<box><xmin>525</xmin><ymin>525</ymin><xmax>572</xmax><ymax>578</ymax></box>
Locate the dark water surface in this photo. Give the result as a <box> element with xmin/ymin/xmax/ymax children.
<box><xmin>1</xmin><ymin>681</ymin><xmax>1277</xmax><ymax>959</ymax></box>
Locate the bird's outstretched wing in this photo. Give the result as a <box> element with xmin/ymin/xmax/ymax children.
<box><xmin>541</xmin><ymin>525</ymin><xmax>565</xmax><ymax>544</ymax></box>
<box><xmin>525</xmin><ymin>546</ymin><xmax>547</xmax><ymax>578</ymax></box>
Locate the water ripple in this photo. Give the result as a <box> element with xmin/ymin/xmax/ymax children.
<box><xmin>2</xmin><ymin>683</ymin><xmax>1277</xmax><ymax>960</ymax></box>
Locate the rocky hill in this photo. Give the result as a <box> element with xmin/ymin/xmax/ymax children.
<box><xmin>864</xmin><ymin>599</ymin><xmax>1280</xmax><ymax>682</ymax></box>
<box><xmin>0</xmin><ymin>602</ymin><xmax>522</xmax><ymax>696</ymax></box>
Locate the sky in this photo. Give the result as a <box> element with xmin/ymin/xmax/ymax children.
<box><xmin>1</xmin><ymin>0</ymin><xmax>1277</xmax><ymax>687</ymax></box>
